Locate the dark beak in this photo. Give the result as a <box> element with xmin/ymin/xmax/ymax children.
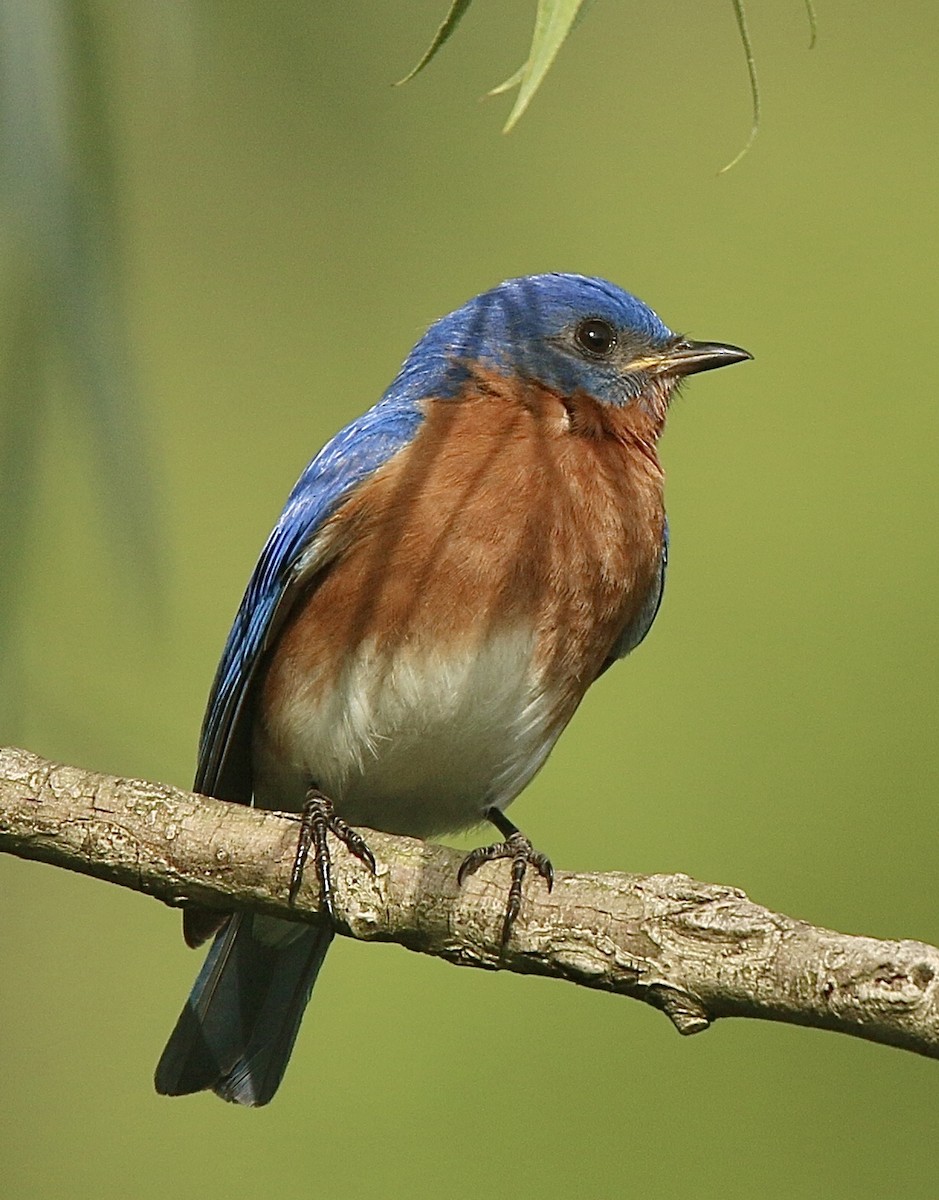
<box><xmin>651</xmin><ymin>338</ymin><xmax>753</xmax><ymax>378</ymax></box>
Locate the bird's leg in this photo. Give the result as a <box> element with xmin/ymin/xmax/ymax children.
<box><xmin>457</xmin><ymin>806</ymin><xmax>554</xmax><ymax>947</ymax></box>
<box><xmin>289</xmin><ymin>786</ymin><xmax>377</xmax><ymax>919</ymax></box>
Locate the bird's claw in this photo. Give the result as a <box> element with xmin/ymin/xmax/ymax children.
<box><xmin>289</xmin><ymin>788</ymin><xmax>377</xmax><ymax>919</ymax></box>
<box><xmin>458</xmin><ymin>817</ymin><xmax>554</xmax><ymax>948</ymax></box>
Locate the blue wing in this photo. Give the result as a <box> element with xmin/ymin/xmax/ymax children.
<box><xmin>598</xmin><ymin>519</ymin><xmax>669</xmax><ymax>676</ymax></box>
<box><xmin>195</xmin><ymin>394</ymin><xmax>424</xmax><ymax>803</ymax></box>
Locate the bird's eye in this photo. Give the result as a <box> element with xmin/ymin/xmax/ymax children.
<box><xmin>574</xmin><ymin>318</ymin><xmax>617</xmax><ymax>358</ymax></box>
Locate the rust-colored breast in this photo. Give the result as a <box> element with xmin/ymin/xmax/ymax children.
<box><xmin>261</xmin><ymin>368</ymin><xmax>667</xmax><ymax>741</ymax></box>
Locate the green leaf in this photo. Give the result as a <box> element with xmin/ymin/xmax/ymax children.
<box><xmin>487</xmin><ymin>64</ymin><xmax>525</xmax><ymax>99</ymax></box>
<box><xmin>395</xmin><ymin>0</ymin><xmax>474</xmax><ymax>86</ymax></box>
<box><xmin>719</xmin><ymin>0</ymin><xmax>761</xmax><ymax>174</ymax></box>
<box><xmin>501</xmin><ymin>0</ymin><xmax>587</xmax><ymax>133</ymax></box>
<box><xmin>805</xmin><ymin>0</ymin><xmax>818</xmax><ymax>50</ymax></box>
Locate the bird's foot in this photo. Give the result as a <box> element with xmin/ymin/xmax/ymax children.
<box><xmin>289</xmin><ymin>787</ymin><xmax>377</xmax><ymax>919</ymax></box>
<box><xmin>457</xmin><ymin>807</ymin><xmax>554</xmax><ymax>947</ymax></box>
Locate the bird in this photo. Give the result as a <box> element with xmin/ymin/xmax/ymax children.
<box><xmin>154</xmin><ymin>272</ymin><xmax>750</xmax><ymax>1106</ymax></box>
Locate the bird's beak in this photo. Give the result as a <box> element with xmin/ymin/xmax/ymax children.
<box><xmin>630</xmin><ymin>339</ymin><xmax>753</xmax><ymax>378</ymax></box>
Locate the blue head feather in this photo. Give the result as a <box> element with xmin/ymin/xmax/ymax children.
<box><xmin>389</xmin><ymin>273</ymin><xmax>676</xmax><ymax>408</ymax></box>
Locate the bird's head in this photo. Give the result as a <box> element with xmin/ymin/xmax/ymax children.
<box><xmin>395</xmin><ymin>273</ymin><xmax>750</xmax><ymax>428</ymax></box>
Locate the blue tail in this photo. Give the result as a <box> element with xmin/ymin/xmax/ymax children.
<box><xmin>154</xmin><ymin>912</ymin><xmax>333</xmax><ymax>1105</ymax></box>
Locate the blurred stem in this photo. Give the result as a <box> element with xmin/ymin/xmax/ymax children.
<box><xmin>0</xmin><ymin>286</ymin><xmax>44</xmax><ymax>729</ymax></box>
<box><xmin>0</xmin><ymin>0</ymin><xmax>162</xmax><ymax>695</ymax></box>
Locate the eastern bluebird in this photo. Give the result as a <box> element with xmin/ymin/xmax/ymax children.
<box><xmin>155</xmin><ymin>273</ymin><xmax>750</xmax><ymax>1105</ymax></box>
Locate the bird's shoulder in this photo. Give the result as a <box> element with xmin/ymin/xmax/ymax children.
<box><xmin>195</xmin><ymin>391</ymin><xmax>425</xmax><ymax>799</ymax></box>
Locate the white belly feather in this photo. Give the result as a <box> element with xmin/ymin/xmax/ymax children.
<box><xmin>253</xmin><ymin>626</ymin><xmax>562</xmax><ymax>837</ymax></box>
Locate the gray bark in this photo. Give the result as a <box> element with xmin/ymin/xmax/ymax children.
<box><xmin>1</xmin><ymin>745</ymin><xmax>936</xmax><ymax>1058</ymax></box>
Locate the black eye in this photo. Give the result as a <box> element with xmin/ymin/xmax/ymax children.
<box><xmin>574</xmin><ymin>318</ymin><xmax>617</xmax><ymax>357</ymax></box>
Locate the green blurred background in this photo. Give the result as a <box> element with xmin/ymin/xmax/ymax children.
<box><xmin>2</xmin><ymin>2</ymin><xmax>938</xmax><ymax>1196</ymax></box>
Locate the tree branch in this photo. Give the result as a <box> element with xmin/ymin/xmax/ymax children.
<box><xmin>1</xmin><ymin>745</ymin><xmax>936</xmax><ymax>1058</ymax></box>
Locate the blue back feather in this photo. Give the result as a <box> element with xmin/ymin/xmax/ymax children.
<box><xmin>195</xmin><ymin>394</ymin><xmax>424</xmax><ymax>800</ymax></box>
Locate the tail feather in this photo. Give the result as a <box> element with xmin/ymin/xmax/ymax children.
<box><xmin>155</xmin><ymin>912</ymin><xmax>333</xmax><ymax>1106</ymax></box>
